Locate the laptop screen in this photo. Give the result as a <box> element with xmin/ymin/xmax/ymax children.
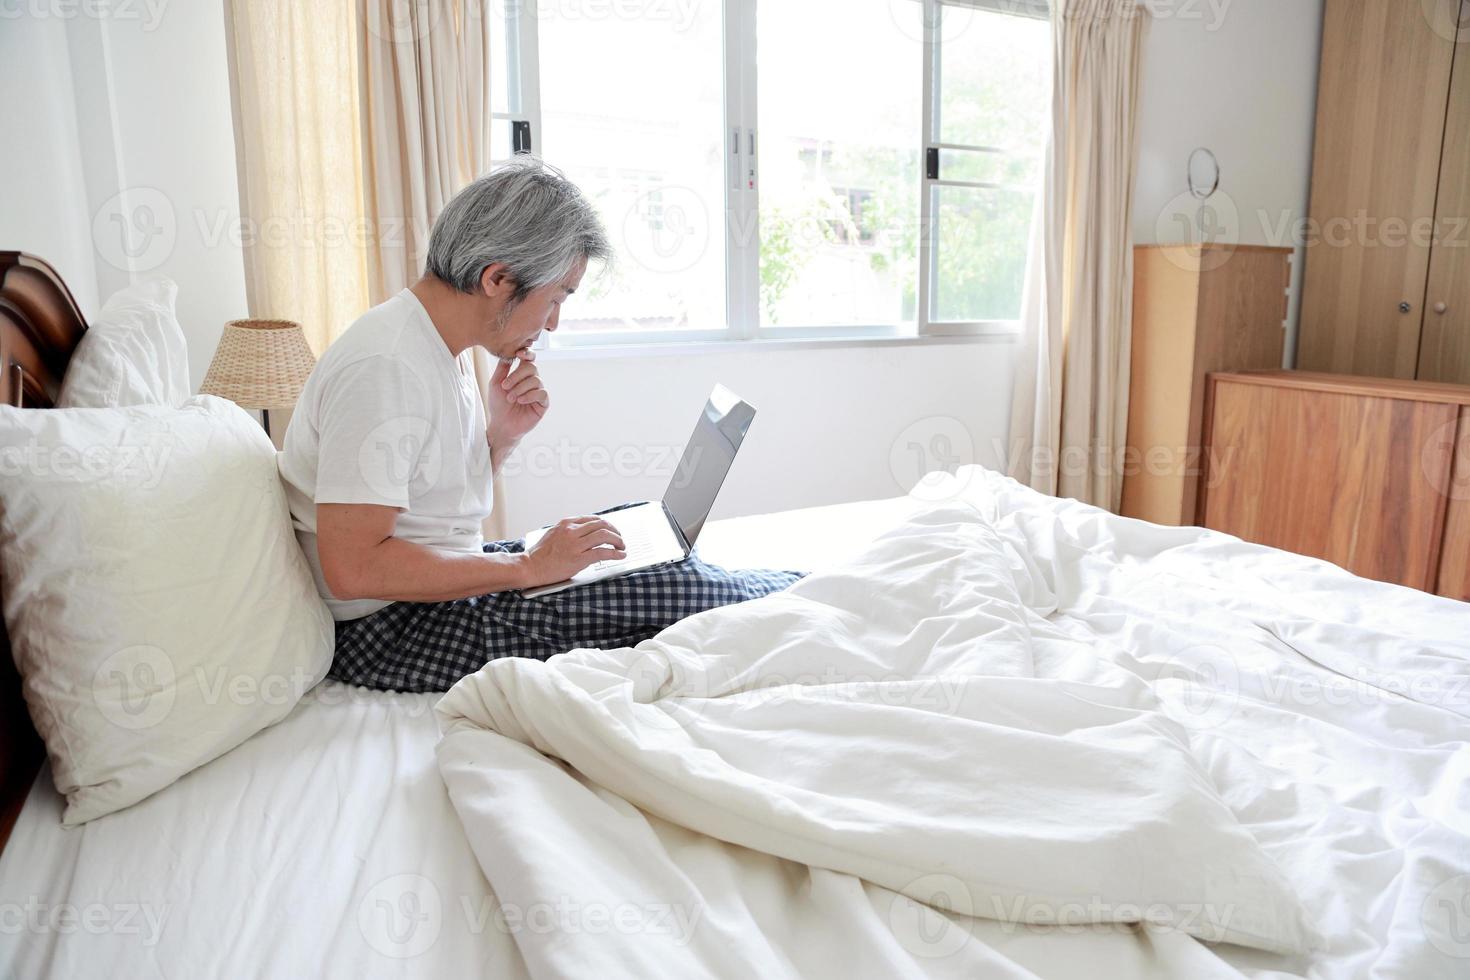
<box><xmin>662</xmin><ymin>385</ymin><xmax>755</xmax><ymax>546</ymax></box>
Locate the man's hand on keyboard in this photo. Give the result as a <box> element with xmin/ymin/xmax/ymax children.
<box><xmin>522</xmin><ymin>516</ymin><xmax>627</xmax><ymax>586</ymax></box>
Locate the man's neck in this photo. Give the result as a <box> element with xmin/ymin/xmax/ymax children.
<box><xmin>409</xmin><ymin>276</ymin><xmax>483</xmax><ymax>358</ymax></box>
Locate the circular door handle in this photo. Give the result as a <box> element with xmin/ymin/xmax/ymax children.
<box><xmin>1399</xmin><ymin>301</ymin><xmax>1413</xmax><ymax>313</ymax></box>
<box><xmin>1434</xmin><ymin>301</ymin><xmax>1448</xmax><ymax>315</ymax></box>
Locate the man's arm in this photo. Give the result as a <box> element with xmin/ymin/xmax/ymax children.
<box><xmin>316</xmin><ymin>503</ymin><xmax>625</xmax><ymax>602</ymax></box>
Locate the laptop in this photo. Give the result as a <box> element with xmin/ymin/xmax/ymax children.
<box><xmin>519</xmin><ymin>384</ymin><xmax>756</xmax><ymax>598</ymax></box>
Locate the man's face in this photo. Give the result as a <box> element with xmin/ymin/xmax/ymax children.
<box><xmin>482</xmin><ymin>259</ymin><xmax>586</xmax><ymax>359</ymax></box>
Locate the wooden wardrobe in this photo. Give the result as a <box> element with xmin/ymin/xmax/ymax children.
<box><xmin>1297</xmin><ymin>0</ymin><xmax>1470</xmax><ymax>383</ymax></box>
<box><xmin>1122</xmin><ymin>244</ymin><xmax>1292</xmax><ymax>526</ymax></box>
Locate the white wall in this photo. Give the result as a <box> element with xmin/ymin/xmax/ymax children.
<box><xmin>0</xmin><ymin>4</ymin><xmax>248</xmax><ymax>388</ymax></box>
<box><xmin>503</xmin><ymin>339</ymin><xmax>1018</xmax><ymax>531</ymax></box>
<box><xmin>1132</xmin><ymin>0</ymin><xmax>1325</xmax><ymax>363</ymax></box>
<box><xmin>0</xmin><ymin>18</ymin><xmax>100</xmax><ymax>315</ymax></box>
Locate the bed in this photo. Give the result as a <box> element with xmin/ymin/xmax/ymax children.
<box><xmin>0</xmin><ymin>254</ymin><xmax>1467</xmax><ymax>979</ymax></box>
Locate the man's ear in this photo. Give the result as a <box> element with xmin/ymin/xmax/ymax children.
<box><xmin>479</xmin><ymin>263</ymin><xmax>517</xmax><ymax>299</ymax></box>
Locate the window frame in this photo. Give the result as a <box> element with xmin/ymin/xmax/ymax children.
<box><xmin>493</xmin><ymin>0</ymin><xmax>1046</xmax><ymax>351</ymax></box>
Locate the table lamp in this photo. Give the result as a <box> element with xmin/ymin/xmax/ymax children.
<box><xmin>200</xmin><ymin>319</ymin><xmax>316</xmax><ymax>437</ymax></box>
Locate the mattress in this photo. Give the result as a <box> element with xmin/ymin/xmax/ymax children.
<box><xmin>0</xmin><ymin>495</ymin><xmax>922</xmax><ymax>980</ymax></box>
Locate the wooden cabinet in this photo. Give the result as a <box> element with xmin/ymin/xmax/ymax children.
<box><xmin>1121</xmin><ymin>245</ymin><xmax>1291</xmax><ymax>526</ymax></box>
<box><xmin>1199</xmin><ymin>371</ymin><xmax>1470</xmax><ymax>598</ymax></box>
<box><xmin>1417</xmin><ymin>28</ymin><xmax>1470</xmax><ymax>383</ymax></box>
<box><xmin>1298</xmin><ymin>0</ymin><xmax>1470</xmax><ymax>382</ymax></box>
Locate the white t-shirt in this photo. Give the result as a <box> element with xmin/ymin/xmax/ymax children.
<box><xmin>279</xmin><ymin>289</ymin><xmax>494</xmax><ymax>620</ymax></box>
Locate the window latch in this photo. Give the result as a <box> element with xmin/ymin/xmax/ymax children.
<box><xmin>512</xmin><ymin>120</ymin><xmax>533</xmax><ymax>154</ymax></box>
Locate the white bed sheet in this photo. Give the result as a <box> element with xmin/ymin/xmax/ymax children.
<box><xmin>0</xmin><ymin>495</ymin><xmax>921</xmax><ymax>980</ymax></box>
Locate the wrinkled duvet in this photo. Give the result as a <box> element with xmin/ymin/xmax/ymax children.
<box><xmin>437</xmin><ymin>468</ymin><xmax>1470</xmax><ymax>979</ymax></box>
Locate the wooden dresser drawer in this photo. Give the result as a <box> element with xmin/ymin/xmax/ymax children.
<box><xmin>1199</xmin><ymin>371</ymin><xmax>1470</xmax><ymax>596</ymax></box>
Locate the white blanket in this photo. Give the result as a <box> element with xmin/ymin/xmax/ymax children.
<box><xmin>437</xmin><ymin>468</ymin><xmax>1470</xmax><ymax>979</ymax></box>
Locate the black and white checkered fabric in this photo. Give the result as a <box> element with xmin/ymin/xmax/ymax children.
<box><xmin>329</xmin><ymin>541</ymin><xmax>803</xmax><ymax>692</ymax></box>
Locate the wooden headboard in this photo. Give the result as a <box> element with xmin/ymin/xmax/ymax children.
<box><xmin>0</xmin><ymin>252</ymin><xmax>89</xmax><ymax>853</ymax></box>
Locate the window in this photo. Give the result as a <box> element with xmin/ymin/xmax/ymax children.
<box><xmin>489</xmin><ymin>0</ymin><xmax>1050</xmax><ymax>347</ymax></box>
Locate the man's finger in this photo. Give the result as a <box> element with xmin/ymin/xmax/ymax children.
<box><xmin>505</xmin><ymin>374</ymin><xmax>543</xmax><ymax>400</ymax></box>
<box><xmin>492</xmin><ymin>355</ymin><xmax>516</xmax><ymax>385</ymax></box>
<box><xmin>501</xmin><ymin>360</ymin><xmax>535</xmax><ymax>389</ymax></box>
<box><xmin>581</xmin><ymin>529</ymin><xmax>626</xmax><ymax>551</ymax></box>
<box><xmin>570</xmin><ymin>518</ymin><xmax>615</xmax><ymax>536</ymax></box>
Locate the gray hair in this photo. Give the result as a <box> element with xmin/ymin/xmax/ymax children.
<box><xmin>425</xmin><ymin>157</ymin><xmax>611</xmax><ymax>301</ymax></box>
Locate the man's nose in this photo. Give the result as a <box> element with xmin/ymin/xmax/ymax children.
<box><xmin>546</xmin><ymin>307</ymin><xmax>560</xmax><ymax>332</ymax></box>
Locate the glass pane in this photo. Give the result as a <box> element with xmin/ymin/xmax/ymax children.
<box><xmin>757</xmin><ymin>0</ymin><xmax>922</xmax><ymax>328</ymax></box>
<box><xmin>932</xmin><ymin>183</ymin><xmax>1034</xmax><ymax>322</ymax></box>
<box><xmin>936</xmin><ymin>148</ymin><xmax>1036</xmax><ymax>186</ymax></box>
<box><xmin>938</xmin><ymin>5</ymin><xmax>1049</xmax><ymax>155</ymax></box>
<box><xmin>490</xmin><ymin>5</ymin><xmax>511</xmax><ymax>116</ymax></box>
<box><xmin>538</xmin><ymin>2</ymin><xmax>726</xmax><ymax>332</ymax></box>
<box><xmin>930</xmin><ymin>3</ymin><xmax>1049</xmax><ymax>324</ymax></box>
<box><xmin>490</xmin><ymin>117</ymin><xmax>512</xmax><ymax>164</ymax></box>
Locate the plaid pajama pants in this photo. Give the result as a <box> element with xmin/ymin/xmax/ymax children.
<box><xmin>329</xmin><ymin>541</ymin><xmax>804</xmax><ymax>692</ymax></box>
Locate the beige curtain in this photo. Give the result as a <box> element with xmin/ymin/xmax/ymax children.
<box><xmin>357</xmin><ymin>0</ymin><xmax>504</xmax><ymax>536</ymax></box>
<box><xmin>225</xmin><ymin>0</ymin><xmax>372</xmax><ymax>356</ymax></box>
<box><xmin>230</xmin><ymin>0</ymin><xmax>509</xmax><ymax>534</ymax></box>
<box><xmin>1007</xmin><ymin>0</ymin><xmax>1148</xmax><ymax>511</ymax></box>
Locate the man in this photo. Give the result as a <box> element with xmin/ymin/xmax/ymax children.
<box><xmin>279</xmin><ymin>159</ymin><xmax>799</xmax><ymax>692</ymax></box>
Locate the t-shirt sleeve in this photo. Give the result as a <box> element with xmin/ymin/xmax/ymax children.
<box><xmin>312</xmin><ymin>355</ymin><xmax>437</xmax><ymax>510</ymax></box>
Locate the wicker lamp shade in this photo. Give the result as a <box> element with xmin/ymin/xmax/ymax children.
<box><xmin>200</xmin><ymin>319</ymin><xmax>316</xmax><ymax>410</ymax></box>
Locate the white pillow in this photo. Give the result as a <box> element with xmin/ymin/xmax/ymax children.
<box><xmin>58</xmin><ymin>277</ymin><xmax>191</xmax><ymax>408</ymax></box>
<box><xmin>0</xmin><ymin>396</ymin><xmax>334</xmax><ymax>824</ymax></box>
